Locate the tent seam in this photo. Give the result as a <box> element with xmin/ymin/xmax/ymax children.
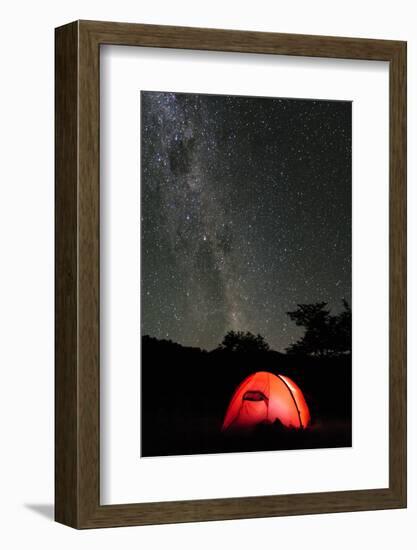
<box><xmin>277</xmin><ymin>374</ymin><xmax>304</xmax><ymax>429</ymax></box>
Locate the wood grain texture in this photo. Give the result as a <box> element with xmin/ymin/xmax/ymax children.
<box><xmin>55</xmin><ymin>20</ymin><xmax>407</xmax><ymax>529</ymax></box>
<box><xmin>388</xmin><ymin>41</ymin><xmax>407</xmax><ymax>504</ymax></box>
<box><xmin>55</xmin><ymin>21</ymin><xmax>79</xmax><ymax>527</ymax></box>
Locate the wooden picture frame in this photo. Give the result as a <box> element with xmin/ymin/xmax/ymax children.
<box><xmin>55</xmin><ymin>20</ymin><xmax>407</xmax><ymax>528</ymax></box>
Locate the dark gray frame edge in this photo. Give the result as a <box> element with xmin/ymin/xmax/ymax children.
<box><xmin>55</xmin><ymin>20</ymin><xmax>407</xmax><ymax>529</ymax></box>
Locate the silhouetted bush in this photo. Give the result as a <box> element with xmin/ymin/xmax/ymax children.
<box><xmin>217</xmin><ymin>330</ymin><xmax>270</xmax><ymax>353</ymax></box>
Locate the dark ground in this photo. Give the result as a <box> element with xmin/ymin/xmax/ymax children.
<box><xmin>141</xmin><ymin>335</ymin><xmax>352</xmax><ymax>457</ymax></box>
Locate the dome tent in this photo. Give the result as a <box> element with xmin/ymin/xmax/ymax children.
<box><xmin>222</xmin><ymin>371</ymin><xmax>310</xmax><ymax>432</ymax></box>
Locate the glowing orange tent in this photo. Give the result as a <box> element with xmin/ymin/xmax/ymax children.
<box><xmin>222</xmin><ymin>371</ymin><xmax>310</xmax><ymax>432</ymax></box>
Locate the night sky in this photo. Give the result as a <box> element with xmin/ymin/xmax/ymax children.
<box><xmin>141</xmin><ymin>91</ymin><xmax>351</xmax><ymax>352</ymax></box>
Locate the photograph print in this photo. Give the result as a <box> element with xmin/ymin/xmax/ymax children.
<box><xmin>141</xmin><ymin>90</ymin><xmax>352</xmax><ymax>457</ymax></box>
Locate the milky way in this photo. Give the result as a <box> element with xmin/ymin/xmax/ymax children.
<box><xmin>141</xmin><ymin>91</ymin><xmax>351</xmax><ymax>351</ymax></box>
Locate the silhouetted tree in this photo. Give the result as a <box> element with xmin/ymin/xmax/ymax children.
<box><xmin>285</xmin><ymin>300</ymin><xmax>351</xmax><ymax>357</ymax></box>
<box><xmin>331</xmin><ymin>299</ymin><xmax>352</xmax><ymax>354</ymax></box>
<box><xmin>218</xmin><ymin>331</ymin><xmax>270</xmax><ymax>353</ymax></box>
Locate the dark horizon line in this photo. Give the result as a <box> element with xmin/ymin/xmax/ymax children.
<box><xmin>141</xmin><ymin>333</ymin><xmax>279</xmax><ymax>354</ymax></box>
<box><xmin>141</xmin><ymin>333</ymin><xmax>352</xmax><ymax>358</ymax></box>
